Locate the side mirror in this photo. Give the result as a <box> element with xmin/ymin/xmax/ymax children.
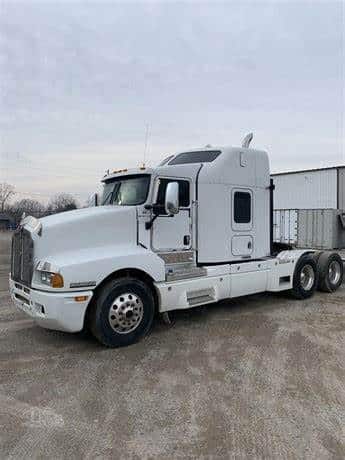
<box><xmin>165</xmin><ymin>182</ymin><xmax>179</xmax><ymax>215</ymax></box>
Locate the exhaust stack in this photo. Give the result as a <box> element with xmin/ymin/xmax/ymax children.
<box><xmin>241</xmin><ymin>133</ymin><xmax>253</xmax><ymax>148</ymax></box>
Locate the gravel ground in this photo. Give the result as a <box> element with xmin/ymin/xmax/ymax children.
<box><xmin>0</xmin><ymin>231</ymin><xmax>345</xmax><ymax>459</ymax></box>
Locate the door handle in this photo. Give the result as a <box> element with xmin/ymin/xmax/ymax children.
<box><xmin>183</xmin><ymin>235</ymin><xmax>190</xmax><ymax>246</ymax></box>
<box><xmin>248</xmin><ymin>241</ymin><xmax>252</xmax><ymax>249</ymax></box>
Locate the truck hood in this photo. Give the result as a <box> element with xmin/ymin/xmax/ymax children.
<box><xmin>32</xmin><ymin>206</ymin><xmax>138</xmax><ymax>261</ymax></box>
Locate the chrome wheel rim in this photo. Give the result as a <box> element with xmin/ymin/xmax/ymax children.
<box><xmin>108</xmin><ymin>292</ymin><xmax>144</xmax><ymax>334</ymax></box>
<box><xmin>329</xmin><ymin>260</ymin><xmax>341</xmax><ymax>285</ymax></box>
<box><xmin>300</xmin><ymin>264</ymin><xmax>315</xmax><ymax>291</ymax></box>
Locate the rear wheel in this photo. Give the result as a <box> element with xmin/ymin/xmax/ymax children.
<box><xmin>317</xmin><ymin>252</ymin><xmax>343</xmax><ymax>293</ymax></box>
<box><xmin>90</xmin><ymin>277</ymin><xmax>155</xmax><ymax>347</ymax></box>
<box><xmin>290</xmin><ymin>254</ymin><xmax>318</xmax><ymax>299</ymax></box>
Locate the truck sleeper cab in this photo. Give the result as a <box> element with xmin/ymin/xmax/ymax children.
<box><xmin>9</xmin><ymin>139</ymin><xmax>344</xmax><ymax>347</ymax></box>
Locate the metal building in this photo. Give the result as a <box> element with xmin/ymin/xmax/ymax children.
<box><xmin>0</xmin><ymin>213</ymin><xmax>15</xmax><ymax>231</ymax></box>
<box><xmin>271</xmin><ymin>165</ymin><xmax>345</xmax><ymax>210</ymax></box>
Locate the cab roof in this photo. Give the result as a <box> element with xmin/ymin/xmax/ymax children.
<box><xmin>102</xmin><ymin>145</ymin><xmax>270</xmax><ymax>187</ymax></box>
<box><xmin>102</xmin><ymin>167</ymin><xmax>154</xmax><ymax>182</ymax></box>
<box><xmin>157</xmin><ymin>145</ymin><xmax>270</xmax><ymax>187</ymax></box>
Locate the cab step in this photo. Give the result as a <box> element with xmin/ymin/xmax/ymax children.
<box><xmin>187</xmin><ymin>288</ymin><xmax>215</xmax><ymax>306</ymax></box>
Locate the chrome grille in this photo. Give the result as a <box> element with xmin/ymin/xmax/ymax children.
<box><xmin>11</xmin><ymin>228</ymin><xmax>34</xmax><ymax>286</ymax></box>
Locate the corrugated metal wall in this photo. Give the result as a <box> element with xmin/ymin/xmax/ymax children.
<box><xmin>337</xmin><ymin>167</ymin><xmax>345</xmax><ymax>210</ymax></box>
<box><xmin>272</xmin><ymin>168</ymin><xmax>338</xmax><ymax>210</ymax></box>
<box><xmin>297</xmin><ymin>209</ymin><xmax>337</xmax><ymax>249</ymax></box>
<box><xmin>273</xmin><ymin>210</ymin><xmax>298</xmax><ymax>244</ymax></box>
<box><xmin>274</xmin><ymin>209</ymin><xmax>345</xmax><ymax>249</ymax></box>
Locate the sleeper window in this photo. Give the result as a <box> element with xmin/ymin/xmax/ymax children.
<box><xmin>234</xmin><ymin>191</ymin><xmax>251</xmax><ymax>223</ymax></box>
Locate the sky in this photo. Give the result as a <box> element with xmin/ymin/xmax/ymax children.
<box><xmin>0</xmin><ymin>0</ymin><xmax>344</xmax><ymax>204</ymax></box>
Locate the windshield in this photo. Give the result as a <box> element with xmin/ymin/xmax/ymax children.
<box><xmin>102</xmin><ymin>174</ymin><xmax>150</xmax><ymax>206</ymax></box>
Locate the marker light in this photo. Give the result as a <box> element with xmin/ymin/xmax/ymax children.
<box><xmin>74</xmin><ymin>295</ymin><xmax>89</xmax><ymax>302</ymax></box>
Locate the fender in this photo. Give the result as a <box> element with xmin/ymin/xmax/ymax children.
<box><xmin>267</xmin><ymin>249</ymin><xmax>316</xmax><ymax>292</ymax></box>
<box><xmin>31</xmin><ymin>244</ymin><xmax>166</xmax><ymax>292</ymax></box>
<box><xmin>275</xmin><ymin>249</ymin><xmax>315</xmax><ymax>263</ymax></box>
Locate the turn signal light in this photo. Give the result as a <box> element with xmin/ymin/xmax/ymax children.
<box><xmin>74</xmin><ymin>295</ymin><xmax>89</xmax><ymax>302</ymax></box>
<box><xmin>51</xmin><ymin>273</ymin><xmax>64</xmax><ymax>288</ymax></box>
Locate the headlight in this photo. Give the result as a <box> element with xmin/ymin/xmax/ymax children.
<box><xmin>40</xmin><ymin>271</ymin><xmax>64</xmax><ymax>288</ymax></box>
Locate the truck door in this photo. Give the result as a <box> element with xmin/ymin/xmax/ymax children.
<box><xmin>151</xmin><ymin>178</ymin><xmax>192</xmax><ymax>251</ymax></box>
<box><xmin>231</xmin><ymin>188</ymin><xmax>254</xmax><ymax>257</ymax></box>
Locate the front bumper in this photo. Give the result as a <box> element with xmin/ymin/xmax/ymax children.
<box><xmin>9</xmin><ymin>277</ymin><xmax>93</xmax><ymax>333</ymax></box>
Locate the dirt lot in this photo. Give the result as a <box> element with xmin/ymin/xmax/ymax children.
<box><xmin>0</xmin><ymin>231</ymin><xmax>345</xmax><ymax>459</ymax></box>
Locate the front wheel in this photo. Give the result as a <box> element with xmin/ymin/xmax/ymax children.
<box><xmin>290</xmin><ymin>254</ymin><xmax>318</xmax><ymax>299</ymax></box>
<box><xmin>90</xmin><ymin>277</ymin><xmax>155</xmax><ymax>347</ymax></box>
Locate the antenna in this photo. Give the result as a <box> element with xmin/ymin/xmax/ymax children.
<box><xmin>143</xmin><ymin>123</ymin><xmax>150</xmax><ymax>168</ymax></box>
<box><xmin>241</xmin><ymin>132</ymin><xmax>253</xmax><ymax>148</ymax></box>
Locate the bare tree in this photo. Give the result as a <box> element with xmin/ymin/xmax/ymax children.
<box><xmin>0</xmin><ymin>183</ymin><xmax>15</xmax><ymax>212</ymax></box>
<box><xmin>47</xmin><ymin>193</ymin><xmax>78</xmax><ymax>215</ymax></box>
<box><xmin>8</xmin><ymin>199</ymin><xmax>46</xmax><ymax>225</ymax></box>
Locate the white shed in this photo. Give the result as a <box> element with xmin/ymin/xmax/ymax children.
<box><xmin>271</xmin><ymin>166</ymin><xmax>345</xmax><ymax>210</ymax></box>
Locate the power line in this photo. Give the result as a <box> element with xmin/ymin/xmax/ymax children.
<box><xmin>1</xmin><ymin>154</ymin><xmax>123</xmax><ymax>174</ymax></box>
<box><xmin>1</xmin><ymin>166</ymin><xmax>101</xmax><ymax>178</ymax></box>
<box><xmin>8</xmin><ymin>189</ymin><xmax>90</xmax><ymax>201</ymax></box>
<box><xmin>1</xmin><ymin>157</ymin><xmax>112</xmax><ymax>176</ymax></box>
<box><xmin>2</xmin><ymin>163</ymin><xmax>104</xmax><ymax>174</ymax></box>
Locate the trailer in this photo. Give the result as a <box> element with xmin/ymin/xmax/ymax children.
<box><xmin>274</xmin><ymin>208</ymin><xmax>345</xmax><ymax>250</ymax></box>
<box><xmin>9</xmin><ymin>135</ymin><xmax>344</xmax><ymax>347</ymax></box>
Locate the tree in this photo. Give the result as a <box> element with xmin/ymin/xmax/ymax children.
<box><xmin>47</xmin><ymin>193</ymin><xmax>78</xmax><ymax>215</ymax></box>
<box><xmin>0</xmin><ymin>183</ymin><xmax>15</xmax><ymax>212</ymax></box>
<box><xmin>8</xmin><ymin>199</ymin><xmax>46</xmax><ymax>225</ymax></box>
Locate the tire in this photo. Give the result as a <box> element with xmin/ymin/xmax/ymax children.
<box><xmin>290</xmin><ymin>254</ymin><xmax>318</xmax><ymax>299</ymax></box>
<box><xmin>90</xmin><ymin>277</ymin><xmax>155</xmax><ymax>348</ymax></box>
<box><xmin>311</xmin><ymin>251</ymin><xmax>323</xmax><ymax>265</ymax></box>
<box><xmin>317</xmin><ymin>252</ymin><xmax>343</xmax><ymax>293</ymax></box>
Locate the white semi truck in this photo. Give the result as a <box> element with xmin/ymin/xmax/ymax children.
<box><xmin>9</xmin><ymin>136</ymin><xmax>343</xmax><ymax>347</ymax></box>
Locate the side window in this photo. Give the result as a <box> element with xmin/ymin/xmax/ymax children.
<box><xmin>156</xmin><ymin>179</ymin><xmax>190</xmax><ymax>208</ymax></box>
<box><xmin>234</xmin><ymin>191</ymin><xmax>251</xmax><ymax>224</ymax></box>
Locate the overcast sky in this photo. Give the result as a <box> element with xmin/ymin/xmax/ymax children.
<box><xmin>0</xmin><ymin>0</ymin><xmax>344</xmax><ymax>203</ymax></box>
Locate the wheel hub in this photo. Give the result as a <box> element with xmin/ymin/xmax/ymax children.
<box><xmin>108</xmin><ymin>293</ymin><xmax>144</xmax><ymax>334</ymax></box>
<box><xmin>329</xmin><ymin>260</ymin><xmax>341</xmax><ymax>285</ymax></box>
<box><xmin>300</xmin><ymin>264</ymin><xmax>315</xmax><ymax>291</ymax></box>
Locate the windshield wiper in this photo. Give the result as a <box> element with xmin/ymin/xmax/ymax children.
<box><xmin>102</xmin><ymin>182</ymin><xmax>121</xmax><ymax>205</ymax></box>
<box><xmin>101</xmin><ymin>189</ymin><xmax>113</xmax><ymax>205</ymax></box>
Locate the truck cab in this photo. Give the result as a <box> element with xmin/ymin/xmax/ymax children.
<box><xmin>102</xmin><ymin>145</ymin><xmax>270</xmax><ymax>262</ymax></box>
<box><xmin>9</xmin><ymin>140</ymin><xmax>344</xmax><ymax>347</ymax></box>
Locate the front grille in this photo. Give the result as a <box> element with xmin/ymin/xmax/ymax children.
<box><xmin>11</xmin><ymin>228</ymin><xmax>34</xmax><ymax>286</ymax></box>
